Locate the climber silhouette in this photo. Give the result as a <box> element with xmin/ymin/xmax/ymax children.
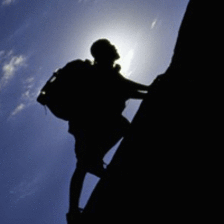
<box><xmin>66</xmin><ymin>39</ymin><xmax>148</xmax><ymax>223</ymax></box>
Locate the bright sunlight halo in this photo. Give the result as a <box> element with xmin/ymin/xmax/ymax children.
<box><xmin>119</xmin><ymin>49</ymin><xmax>134</xmax><ymax>78</ymax></box>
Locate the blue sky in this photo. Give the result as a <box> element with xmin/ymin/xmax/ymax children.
<box><xmin>0</xmin><ymin>1</ymin><xmax>189</xmax><ymax>223</ymax></box>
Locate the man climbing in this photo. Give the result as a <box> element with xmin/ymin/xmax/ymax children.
<box><xmin>64</xmin><ymin>39</ymin><xmax>149</xmax><ymax>223</ymax></box>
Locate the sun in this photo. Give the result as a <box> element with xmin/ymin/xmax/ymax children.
<box><xmin>102</xmin><ymin>36</ymin><xmax>136</xmax><ymax>78</ymax></box>
<box><xmin>67</xmin><ymin>22</ymin><xmax>140</xmax><ymax>79</ymax></box>
<box><xmin>81</xmin><ymin>27</ymin><xmax>138</xmax><ymax>78</ymax></box>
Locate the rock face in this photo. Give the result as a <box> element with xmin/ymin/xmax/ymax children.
<box><xmin>81</xmin><ymin>1</ymin><xmax>218</xmax><ymax>222</ymax></box>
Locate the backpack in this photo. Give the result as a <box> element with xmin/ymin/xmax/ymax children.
<box><xmin>37</xmin><ymin>59</ymin><xmax>92</xmax><ymax>121</ymax></box>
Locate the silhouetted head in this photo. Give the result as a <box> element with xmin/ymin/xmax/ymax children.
<box><xmin>91</xmin><ymin>39</ymin><xmax>120</xmax><ymax>65</ymax></box>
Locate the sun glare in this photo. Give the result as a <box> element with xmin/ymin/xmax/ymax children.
<box><xmin>69</xmin><ymin>24</ymin><xmax>139</xmax><ymax>78</ymax></box>
<box><xmin>101</xmin><ymin>35</ymin><xmax>136</xmax><ymax>78</ymax></box>
<box><xmin>99</xmin><ymin>36</ymin><xmax>137</xmax><ymax>78</ymax></box>
<box><xmin>119</xmin><ymin>49</ymin><xmax>134</xmax><ymax>78</ymax></box>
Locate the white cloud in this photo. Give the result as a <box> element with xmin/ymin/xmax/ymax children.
<box><xmin>2</xmin><ymin>55</ymin><xmax>26</xmax><ymax>77</ymax></box>
<box><xmin>10</xmin><ymin>103</ymin><xmax>25</xmax><ymax>116</ymax></box>
<box><xmin>8</xmin><ymin>77</ymin><xmax>37</xmax><ymax>118</ymax></box>
<box><xmin>0</xmin><ymin>51</ymin><xmax>36</xmax><ymax>119</ymax></box>
<box><xmin>2</xmin><ymin>0</ymin><xmax>16</xmax><ymax>6</ymax></box>
<box><xmin>22</xmin><ymin>77</ymin><xmax>35</xmax><ymax>100</ymax></box>
<box><xmin>0</xmin><ymin>52</ymin><xmax>27</xmax><ymax>90</ymax></box>
<box><xmin>10</xmin><ymin>173</ymin><xmax>42</xmax><ymax>202</ymax></box>
<box><xmin>151</xmin><ymin>19</ymin><xmax>158</xmax><ymax>30</ymax></box>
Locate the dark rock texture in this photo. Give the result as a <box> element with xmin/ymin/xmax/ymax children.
<box><xmin>80</xmin><ymin>1</ymin><xmax>219</xmax><ymax>222</ymax></box>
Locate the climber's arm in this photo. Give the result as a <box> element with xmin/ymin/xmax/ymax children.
<box><xmin>122</xmin><ymin>77</ymin><xmax>149</xmax><ymax>91</ymax></box>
